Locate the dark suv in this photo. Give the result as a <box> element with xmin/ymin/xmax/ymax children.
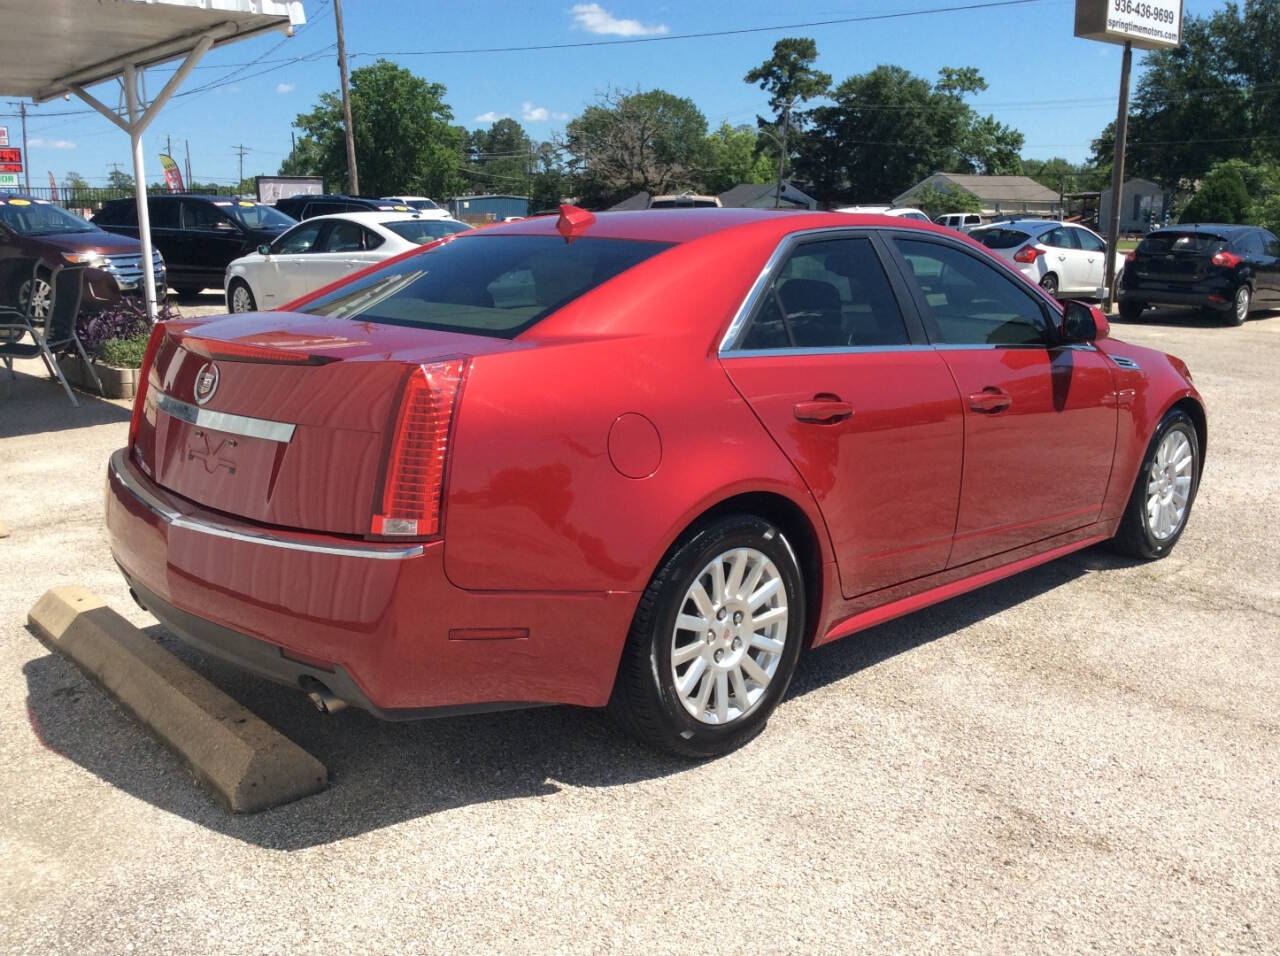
<box><xmin>93</xmin><ymin>194</ymin><xmax>295</xmax><ymax>295</ymax></box>
<box><xmin>273</xmin><ymin>194</ymin><xmax>410</xmax><ymax>220</ymax></box>
<box><xmin>0</xmin><ymin>194</ymin><xmax>164</xmax><ymax>319</ymax></box>
<box><xmin>1119</xmin><ymin>224</ymin><xmax>1280</xmax><ymax>325</ymax></box>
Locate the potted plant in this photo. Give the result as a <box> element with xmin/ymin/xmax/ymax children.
<box><xmin>58</xmin><ymin>300</ymin><xmax>181</xmax><ymax>400</ymax></box>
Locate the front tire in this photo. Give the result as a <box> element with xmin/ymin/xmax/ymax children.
<box><xmin>609</xmin><ymin>514</ymin><xmax>806</xmax><ymax>758</ymax></box>
<box><xmin>228</xmin><ymin>279</ymin><xmax>257</xmax><ymax>314</ymax></box>
<box><xmin>1111</xmin><ymin>408</ymin><xmax>1200</xmax><ymax>560</ymax></box>
<box><xmin>1119</xmin><ymin>299</ymin><xmax>1145</xmax><ymax>321</ymax></box>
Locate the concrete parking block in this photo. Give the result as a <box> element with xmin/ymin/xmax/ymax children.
<box><xmin>27</xmin><ymin>586</ymin><xmax>327</xmax><ymax>813</ymax></box>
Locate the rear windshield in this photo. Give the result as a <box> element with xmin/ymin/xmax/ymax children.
<box><xmin>1138</xmin><ymin>232</ymin><xmax>1227</xmax><ymax>255</ymax></box>
<box><xmin>301</xmin><ymin>234</ymin><xmax>673</xmax><ymax>338</ymax></box>
<box><xmin>972</xmin><ymin>228</ymin><xmax>1031</xmax><ymax>249</ymax></box>
<box><xmin>385</xmin><ymin>218</ymin><xmax>471</xmax><ymax>244</ymax></box>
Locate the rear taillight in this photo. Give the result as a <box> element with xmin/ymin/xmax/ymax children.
<box><xmin>1125</xmin><ymin>250</ymin><xmax>1137</xmax><ymax>263</ymax></box>
<box><xmin>1211</xmin><ymin>250</ymin><xmax>1242</xmax><ymax>269</ymax></box>
<box><xmin>371</xmin><ymin>359</ymin><xmax>466</xmax><ymax>538</ymax></box>
<box><xmin>1013</xmin><ymin>245</ymin><xmax>1043</xmax><ymax>264</ymax></box>
<box><xmin>128</xmin><ymin>322</ymin><xmax>166</xmax><ymax>450</ymax></box>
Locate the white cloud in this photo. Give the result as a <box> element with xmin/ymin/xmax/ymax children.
<box><xmin>570</xmin><ymin>3</ymin><xmax>668</xmax><ymax>36</ymax></box>
<box><xmin>474</xmin><ymin>110</ymin><xmax>511</xmax><ymax>123</ymax></box>
<box><xmin>28</xmin><ymin>137</ymin><xmax>75</xmax><ymax>149</ymax></box>
<box><xmin>276</xmin><ymin>82</ymin><xmax>296</xmax><ymax>94</ymax></box>
<box><xmin>521</xmin><ymin>102</ymin><xmax>569</xmax><ymax>122</ymax></box>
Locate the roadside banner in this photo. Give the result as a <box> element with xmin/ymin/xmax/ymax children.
<box><xmin>47</xmin><ymin>171</ymin><xmax>58</xmax><ymax>201</ymax></box>
<box><xmin>159</xmin><ymin>153</ymin><xmax>185</xmax><ymax>193</ymax></box>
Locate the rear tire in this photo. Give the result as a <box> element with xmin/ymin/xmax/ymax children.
<box><xmin>228</xmin><ymin>279</ymin><xmax>257</xmax><ymax>314</ymax></box>
<box><xmin>1110</xmin><ymin>408</ymin><xmax>1200</xmax><ymax>560</ymax></box>
<box><xmin>1230</xmin><ymin>284</ymin><xmax>1251</xmax><ymax>326</ymax></box>
<box><xmin>1039</xmin><ymin>273</ymin><xmax>1059</xmax><ymax>298</ymax></box>
<box><xmin>1118</xmin><ymin>299</ymin><xmax>1145</xmax><ymax>321</ymax></box>
<box><xmin>609</xmin><ymin>514</ymin><xmax>806</xmax><ymax>758</ymax></box>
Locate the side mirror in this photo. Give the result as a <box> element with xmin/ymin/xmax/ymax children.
<box><xmin>257</xmin><ymin>243</ymin><xmax>272</xmax><ymax>256</ymax></box>
<box><xmin>1061</xmin><ymin>300</ymin><xmax>1109</xmax><ymax>342</ymax></box>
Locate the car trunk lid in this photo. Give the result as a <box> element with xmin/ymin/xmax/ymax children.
<box><xmin>1132</xmin><ymin>231</ymin><xmax>1227</xmax><ymax>283</ymax></box>
<box><xmin>132</xmin><ymin>313</ymin><xmax>513</xmax><ymax>537</ymax></box>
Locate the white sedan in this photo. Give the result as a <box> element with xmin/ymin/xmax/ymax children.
<box><xmin>224</xmin><ymin>211</ymin><xmax>471</xmax><ymax>313</ymax></box>
<box><xmin>968</xmin><ymin>219</ymin><xmax>1127</xmax><ymax>299</ymax></box>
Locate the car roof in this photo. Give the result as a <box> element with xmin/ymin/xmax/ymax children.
<box><xmin>459</xmin><ymin>207</ymin><xmax>967</xmax><ymax>245</ymax></box>
<box><xmin>302</xmin><ymin>211</ymin><xmax>454</xmax><ymax>225</ymax></box>
<box><xmin>1149</xmin><ymin>223</ymin><xmax>1253</xmax><ymax>236</ymax></box>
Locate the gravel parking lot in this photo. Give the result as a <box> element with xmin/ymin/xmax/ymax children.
<box><xmin>1</xmin><ymin>308</ymin><xmax>1277</xmax><ymax>953</ymax></box>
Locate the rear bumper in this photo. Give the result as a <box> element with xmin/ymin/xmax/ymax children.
<box><xmin>105</xmin><ymin>449</ymin><xmax>638</xmax><ymax>716</ymax></box>
<box><xmin>1118</xmin><ymin>276</ymin><xmax>1236</xmax><ymax>311</ymax></box>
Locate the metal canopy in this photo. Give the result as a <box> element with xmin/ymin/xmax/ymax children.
<box><xmin>0</xmin><ymin>0</ymin><xmax>306</xmax><ymax>317</ymax></box>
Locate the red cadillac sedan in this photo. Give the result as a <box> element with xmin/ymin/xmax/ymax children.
<box><xmin>106</xmin><ymin>207</ymin><xmax>1205</xmax><ymax>757</ymax></box>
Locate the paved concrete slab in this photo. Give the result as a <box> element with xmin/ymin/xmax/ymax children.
<box><xmin>28</xmin><ymin>586</ymin><xmax>326</xmax><ymax>813</ymax></box>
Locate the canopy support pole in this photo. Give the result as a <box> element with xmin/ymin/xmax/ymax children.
<box><xmin>66</xmin><ymin>33</ymin><xmax>216</xmax><ymax>320</ymax></box>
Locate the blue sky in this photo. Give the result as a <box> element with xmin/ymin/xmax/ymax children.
<box><xmin>10</xmin><ymin>0</ymin><xmax>1229</xmax><ymax>191</ymax></box>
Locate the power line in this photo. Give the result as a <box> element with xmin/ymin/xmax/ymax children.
<box><xmin>369</xmin><ymin>0</ymin><xmax>1054</xmax><ymax>57</ymax></box>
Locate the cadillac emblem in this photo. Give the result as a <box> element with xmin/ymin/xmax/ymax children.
<box><xmin>194</xmin><ymin>362</ymin><xmax>219</xmax><ymax>406</ymax></box>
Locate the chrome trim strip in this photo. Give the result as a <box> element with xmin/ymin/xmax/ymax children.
<box><xmin>157</xmin><ymin>393</ymin><xmax>296</xmax><ymax>443</ymax></box>
<box><xmin>110</xmin><ymin>450</ymin><xmax>424</xmax><ymax>561</ymax></box>
<box><xmin>722</xmin><ymin>344</ymin><xmax>935</xmax><ymax>359</ymax></box>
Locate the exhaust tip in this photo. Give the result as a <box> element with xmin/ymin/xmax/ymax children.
<box><xmin>300</xmin><ymin>677</ymin><xmax>348</xmax><ymax>714</ymax></box>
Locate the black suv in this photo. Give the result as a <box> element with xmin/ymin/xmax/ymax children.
<box><xmin>1119</xmin><ymin>223</ymin><xmax>1280</xmax><ymax>325</ymax></box>
<box><xmin>93</xmin><ymin>195</ymin><xmax>296</xmax><ymax>295</ymax></box>
<box><xmin>272</xmin><ymin>194</ymin><xmax>410</xmax><ymax>221</ymax></box>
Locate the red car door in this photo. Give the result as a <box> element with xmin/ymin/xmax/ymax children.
<box><xmin>888</xmin><ymin>235</ymin><xmax>1118</xmax><ymax>566</ymax></box>
<box><xmin>721</xmin><ymin>234</ymin><xmax>964</xmax><ymax>598</ymax></box>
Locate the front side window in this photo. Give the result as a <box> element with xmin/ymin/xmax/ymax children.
<box><xmin>183</xmin><ymin>201</ymin><xmax>237</xmax><ymax>232</ymax></box>
<box><xmin>273</xmin><ymin>221</ymin><xmax>325</xmax><ymax>254</ymax></box>
<box><xmin>894</xmin><ymin>238</ymin><xmax>1049</xmax><ymax>346</ymax></box>
<box><xmin>740</xmin><ymin>237</ymin><xmax>909</xmax><ymax>350</ymax></box>
<box><xmin>301</xmin><ymin>235</ymin><xmax>672</xmax><ymax>338</ymax></box>
<box><xmin>1264</xmin><ymin>232</ymin><xmax>1280</xmax><ymax>257</ymax></box>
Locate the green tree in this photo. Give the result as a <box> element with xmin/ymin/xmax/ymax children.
<box><xmin>909</xmin><ymin>182</ymin><xmax>983</xmax><ymax>219</ymax></box>
<box><xmin>528</xmin><ymin>142</ymin><xmax>567</xmax><ymax>212</ymax></box>
<box><xmin>1092</xmin><ymin>1</ymin><xmax>1279</xmax><ymax>191</ymax></box>
<box><xmin>1179</xmin><ymin>158</ymin><xmax>1280</xmax><ymax>226</ymax></box>
<box><xmin>280</xmin><ymin>59</ymin><xmax>464</xmax><ymax>198</ymax></box>
<box><xmin>795</xmin><ymin>65</ymin><xmax>1023</xmax><ymax>205</ymax></box>
<box><xmin>744</xmin><ymin>38</ymin><xmax>831</xmax><ymax>195</ymax></box>
<box><xmin>701</xmin><ymin>122</ymin><xmax>773</xmax><ymax>194</ymax></box>
<box><xmin>106</xmin><ymin>168</ymin><xmax>134</xmax><ymax>191</ymax></box>
<box><xmin>562</xmin><ymin>87</ymin><xmax>709</xmax><ymax>209</ymax></box>
<box><xmin>1023</xmin><ymin>157</ymin><xmax>1107</xmax><ymax>194</ymax></box>
<box><xmin>465</xmin><ymin>118</ymin><xmax>534</xmax><ymax>195</ymax></box>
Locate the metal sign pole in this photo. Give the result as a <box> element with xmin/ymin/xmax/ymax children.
<box><xmin>1103</xmin><ymin>40</ymin><xmax>1133</xmax><ymax>311</ymax></box>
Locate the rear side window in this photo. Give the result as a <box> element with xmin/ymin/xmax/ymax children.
<box><xmin>972</xmin><ymin>228</ymin><xmax>1031</xmax><ymax>250</ymax></box>
<box><xmin>1040</xmin><ymin>226</ymin><xmax>1077</xmax><ymax>249</ymax></box>
<box><xmin>149</xmin><ymin>200</ymin><xmax>180</xmax><ymax>229</ymax></box>
<box><xmin>1138</xmin><ymin>232</ymin><xmax>1226</xmax><ymax>255</ymax></box>
<box><xmin>301</xmin><ymin>235</ymin><xmax>672</xmax><ymax>338</ymax></box>
<box><xmin>98</xmin><ymin>202</ymin><xmax>136</xmax><ymax>226</ymax></box>
<box><xmin>740</xmin><ymin>237</ymin><xmax>908</xmax><ymax>349</ymax></box>
<box><xmin>964</xmin><ymin>215</ymin><xmax>982</xmax><ymax>225</ymax></box>
<box><xmin>1073</xmin><ymin>228</ymin><xmax>1106</xmax><ymax>253</ymax></box>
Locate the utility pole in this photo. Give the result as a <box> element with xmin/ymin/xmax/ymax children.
<box><xmin>18</xmin><ymin>101</ymin><xmax>29</xmax><ymax>192</ymax></box>
<box><xmin>166</xmin><ymin>133</ymin><xmax>171</xmax><ymax>157</ymax></box>
<box><xmin>184</xmin><ymin>139</ymin><xmax>191</xmax><ymax>187</ymax></box>
<box><xmin>774</xmin><ymin>99</ymin><xmax>793</xmax><ymax>210</ymax></box>
<box><xmin>334</xmin><ymin>0</ymin><xmax>359</xmax><ymax>195</ymax></box>
<box><xmin>1103</xmin><ymin>40</ymin><xmax>1133</xmax><ymax>312</ymax></box>
<box><xmin>232</xmin><ymin>143</ymin><xmax>249</xmax><ymax>190</ymax></box>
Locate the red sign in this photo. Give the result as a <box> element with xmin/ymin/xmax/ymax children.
<box><xmin>0</xmin><ymin>147</ymin><xmax>21</xmax><ymax>173</ymax></box>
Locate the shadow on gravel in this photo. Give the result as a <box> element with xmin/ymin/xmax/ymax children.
<box><xmin>21</xmin><ymin>545</ymin><xmax>1133</xmax><ymax>850</ymax></box>
<box><xmin>0</xmin><ymin>369</ymin><xmax>130</xmax><ymax>438</ymax></box>
<box><xmin>1111</xmin><ymin>306</ymin><xmax>1280</xmax><ymax>329</ymax></box>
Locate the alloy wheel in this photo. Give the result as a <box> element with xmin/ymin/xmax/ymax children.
<box><xmin>20</xmin><ymin>278</ymin><xmax>52</xmax><ymax>322</ymax></box>
<box><xmin>231</xmin><ymin>284</ymin><xmax>254</xmax><ymax>313</ymax></box>
<box><xmin>670</xmin><ymin>547</ymin><xmax>788</xmax><ymax>726</ymax></box>
<box><xmin>1146</xmin><ymin>428</ymin><xmax>1194</xmax><ymax>541</ymax></box>
<box><xmin>1234</xmin><ymin>286</ymin><xmax>1250</xmax><ymax>324</ymax></box>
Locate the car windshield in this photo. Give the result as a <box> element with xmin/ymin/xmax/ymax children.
<box><xmin>972</xmin><ymin>228</ymin><xmax>1032</xmax><ymax>249</ymax></box>
<box><xmin>384</xmin><ymin>219</ymin><xmax>472</xmax><ymax>244</ymax></box>
<box><xmin>1138</xmin><ymin>232</ymin><xmax>1227</xmax><ymax>255</ymax></box>
<box><xmin>229</xmin><ymin>201</ymin><xmax>295</xmax><ymax>230</ymax></box>
<box><xmin>301</xmin><ymin>234</ymin><xmax>672</xmax><ymax>338</ymax></box>
<box><xmin>0</xmin><ymin>199</ymin><xmax>100</xmax><ymax>235</ymax></box>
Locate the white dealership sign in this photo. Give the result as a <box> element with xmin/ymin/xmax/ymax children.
<box><xmin>1075</xmin><ymin>0</ymin><xmax>1183</xmax><ymax>50</ymax></box>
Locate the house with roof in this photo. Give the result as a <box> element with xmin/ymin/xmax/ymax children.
<box><xmin>894</xmin><ymin>173</ymin><xmax>1063</xmax><ymax>218</ymax></box>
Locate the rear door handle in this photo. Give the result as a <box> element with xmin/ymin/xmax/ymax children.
<box><xmin>968</xmin><ymin>387</ymin><xmax>1012</xmax><ymax>414</ymax></box>
<box><xmin>794</xmin><ymin>395</ymin><xmax>854</xmax><ymax>424</ymax></box>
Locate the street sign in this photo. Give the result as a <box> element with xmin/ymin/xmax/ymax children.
<box><xmin>0</xmin><ymin>173</ymin><xmax>19</xmax><ymax>187</ymax></box>
<box><xmin>1075</xmin><ymin>0</ymin><xmax>1183</xmax><ymax>51</ymax></box>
